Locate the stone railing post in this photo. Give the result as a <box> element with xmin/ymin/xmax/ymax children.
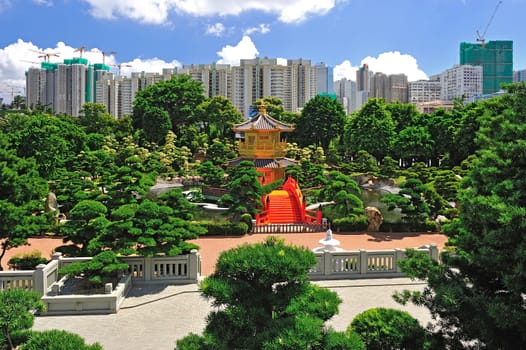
<box><xmin>323</xmin><ymin>251</ymin><xmax>332</xmax><ymax>276</ymax></box>
<box><xmin>52</xmin><ymin>252</ymin><xmax>62</xmax><ymax>267</ymax></box>
<box><xmin>188</xmin><ymin>250</ymin><xmax>200</xmax><ymax>281</ymax></box>
<box><xmin>144</xmin><ymin>257</ymin><xmax>153</xmax><ymax>281</ymax></box>
<box><xmin>429</xmin><ymin>244</ymin><xmax>439</xmax><ymax>262</ymax></box>
<box><xmin>395</xmin><ymin>248</ymin><xmax>405</xmax><ymax>273</ymax></box>
<box><xmin>33</xmin><ymin>264</ymin><xmax>47</xmax><ymax>295</ymax></box>
<box><xmin>359</xmin><ymin>249</ymin><xmax>368</xmax><ymax>275</ymax></box>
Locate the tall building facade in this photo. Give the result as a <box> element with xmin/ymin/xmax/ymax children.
<box><xmin>460</xmin><ymin>40</ymin><xmax>513</xmax><ymax>94</ymax></box>
<box><xmin>513</xmin><ymin>69</ymin><xmax>526</xmax><ymax>82</ymax></box>
<box><xmin>315</xmin><ymin>62</ymin><xmax>333</xmax><ymax>94</ymax></box>
<box><xmin>408</xmin><ymin>79</ymin><xmax>441</xmax><ymax>103</ymax></box>
<box><xmin>27</xmin><ymin>57</ymin><xmax>323</xmax><ymax>119</ymax></box>
<box><xmin>441</xmin><ymin>64</ymin><xmax>483</xmax><ymax>101</ymax></box>
<box><xmin>334</xmin><ymin>78</ymin><xmax>356</xmax><ymax>114</ymax></box>
<box><xmin>26</xmin><ymin>58</ymin><xmax>111</xmax><ymax>117</ymax></box>
<box><xmin>369</xmin><ymin>72</ymin><xmax>408</xmax><ymax>103</ymax></box>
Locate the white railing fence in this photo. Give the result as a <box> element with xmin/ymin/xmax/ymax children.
<box><xmin>309</xmin><ymin>244</ymin><xmax>439</xmax><ymax>280</ymax></box>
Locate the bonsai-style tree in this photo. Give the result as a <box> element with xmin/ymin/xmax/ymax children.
<box><xmin>0</xmin><ymin>289</ymin><xmax>45</xmax><ymax>350</ymax></box>
<box><xmin>20</xmin><ymin>330</ymin><xmax>103</xmax><ymax>350</ymax></box>
<box><xmin>176</xmin><ymin>237</ymin><xmax>359</xmax><ymax>349</ymax></box>
<box><xmin>220</xmin><ymin>161</ymin><xmax>266</xmax><ymax>222</ymax></box>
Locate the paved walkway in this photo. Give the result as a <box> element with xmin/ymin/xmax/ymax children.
<box><xmin>24</xmin><ymin>232</ymin><xmax>445</xmax><ymax>349</ymax></box>
<box><xmin>33</xmin><ymin>278</ymin><xmax>431</xmax><ymax>350</ymax></box>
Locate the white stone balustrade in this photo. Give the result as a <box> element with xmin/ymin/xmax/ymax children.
<box><xmin>309</xmin><ymin>244</ymin><xmax>439</xmax><ymax>280</ymax></box>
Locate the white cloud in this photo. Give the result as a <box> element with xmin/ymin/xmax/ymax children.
<box><xmin>81</xmin><ymin>0</ymin><xmax>345</xmax><ymax>24</ymax></box>
<box><xmin>0</xmin><ymin>0</ymin><xmax>12</xmax><ymax>13</ymax></box>
<box><xmin>216</xmin><ymin>36</ymin><xmax>259</xmax><ymax>66</ymax></box>
<box><xmin>83</xmin><ymin>0</ymin><xmax>173</xmax><ymax>24</ymax></box>
<box><xmin>361</xmin><ymin>51</ymin><xmax>428</xmax><ymax>81</ymax></box>
<box><xmin>333</xmin><ymin>60</ymin><xmax>359</xmax><ymax>81</ymax></box>
<box><xmin>122</xmin><ymin>57</ymin><xmax>182</xmax><ymax>76</ymax></box>
<box><xmin>333</xmin><ymin>52</ymin><xmax>428</xmax><ymax>82</ymax></box>
<box><xmin>243</xmin><ymin>24</ymin><xmax>270</xmax><ymax>36</ymax></box>
<box><xmin>206</xmin><ymin>23</ymin><xmax>226</xmax><ymax>37</ymax></box>
<box><xmin>33</xmin><ymin>0</ymin><xmax>53</xmax><ymax>5</ymax></box>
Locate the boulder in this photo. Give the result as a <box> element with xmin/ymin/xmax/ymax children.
<box><xmin>365</xmin><ymin>206</ymin><xmax>383</xmax><ymax>232</ymax></box>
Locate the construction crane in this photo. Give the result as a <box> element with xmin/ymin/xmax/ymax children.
<box><xmin>111</xmin><ymin>63</ymin><xmax>132</xmax><ymax>77</ymax></box>
<box><xmin>476</xmin><ymin>1</ymin><xmax>503</xmax><ymax>48</ymax></box>
<box><xmin>0</xmin><ymin>86</ymin><xmax>23</xmax><ymax>104</ymax></box>
<box><xmin>74</xmin><ymin>45</ymin><xmax>88</xmax><ymax>58</ymax></box>
<box><xmin>29</xmin><ymin>49</ymin><xmax>60</xmax><ymax>62</ymax></box>
<box><xmin>101</xmin><ymin>50</ymin><xmax>117</xmax><ymax>64</ymax></box>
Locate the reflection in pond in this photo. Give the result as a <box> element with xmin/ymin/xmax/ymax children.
<box><xmin>359</xmin><ymin>187</ymin><xmax>402</xmax><ymax>223</ymax></box>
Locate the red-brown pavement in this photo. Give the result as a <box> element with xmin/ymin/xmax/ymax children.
<box><xmin>2</xmin><ymin>232</ymin><xmax>447</xmax><ymax>274</ymax></box>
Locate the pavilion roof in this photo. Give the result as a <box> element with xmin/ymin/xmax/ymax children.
<box><xmin>232</xmin><ymin>105</ymin><xmax>295</xmax><ymax>132</ymax></box>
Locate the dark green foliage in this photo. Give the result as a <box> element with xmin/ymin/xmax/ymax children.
<box><xmin>196</xmin><ymin>96</ymin><xmax>243</xmax><ymax>141</ymax></box>
<box><xmin>319</xmin><ymin>171</ymin><xmax>364</xmax><ymax>220</ymax></box>
<box><xmin>7</xmin><ymin>251</ymin><xmax>47</xmax><ymax>270</ymax></box>
<box><xmin>200</xmin><ymin>222</ymin><xmax>249</xmax><ymax>236</ymax></box>
<box><xmin>293</xmin><ymin>95</ymin><xmax>346</xmax><ymax>151</ymax></box>
<box><xmin>59</xmin><ymin>251</ymin><xmax>128</xmax><ymax>288</ymax></box>
<box><xmin>78</xmin><ymin>103</ymin><xmax>116</xmax><ymax>136</ymax></box>
<box><xmin>140</xmin><ymin>106</ymin><xmax>172</xmax><ymax>145</ymax></box>
<box><xmin>323</xmin><ymin>330</ymin><xmax>366</xmax><ymax>350</ymax></box>
<box><xmin>344</xmin><ymin>98</ymin><xmax>395</xmax><ymax>160</ymax></box>
<box><xmin>0</xmin><ymin>139</ymin><xmax>49</xmax><ymax>270</ymax></box>
<box><xmin>59</xmin><ymin>200</ymin><xmax>110</xmax><ymax>256</ymax></box>
<box><xmin>0</xmin><ymin>289</ymin><xmax>46</xmax><ymax>350</ymax></box>
<box><xmin>332</xmin><ymin>216</ymin><xmax>368</xmax><ymax>232</ymax></box>
<box><xmin>20</xmin><ymin>330</ymin><xmax>103</xmax><ymax>350</ymax></box>
<box><xmin>396</xmin><ymin>83</ymin><xmax>526</xmax><ymax>349</ymax></box>
<box><xmin>0</xmin><ymin>113</ymin><xmax>87</xmax><ymax>178</ymax></box>
<box><xmin>104</xmin><ymin>199</ymin><xmax>203</xmax><ymax>257</ymax></box>
<box><xmin>349</xmin><ymin>307</ymin><xmax>428</xmax><ymax>350</ymax></box>
<box><xmin>197</xmin><ymin>160</ymin><xmax>225</xmax><ymax>187</ymax></box>
<box><xmin>205</xmin><ymin>140</ymin><xmax>236</xmax><ymax>166</ymax></box>
<box><xmin>221</xmin><ymin>160</ymin><xmax>266</xmax><ymax>222</ymax></box>
<box><xmin>132</xmin><ymin>75</ymin><xmax>205</xmax><ymax>149</ymax></box>
<box><xmin>177</xmin><ymin>237</ymin><xmax>342</xmax><ymax>349</ymax></box>
<box><xmin>381</xmin><ymin>178</ymin><xmax>438</xmax><ymax>230</ymax></box>
<box><xmin>349</xmin><ymin>150</ymin><xmax>379</xmax><ymax>174</ymax></box>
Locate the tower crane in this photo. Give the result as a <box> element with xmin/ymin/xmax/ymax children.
<box><xmin>101</xmin><ymin>51</ymin><xmax>117</xmax><ymax>64</ymax></box>
<box><xmin>476</xmin><ymin>1</ymin><xmax>503</xmax><ymax>48</ymax></box>
<box><xmin>111</xmin><ymin>63</ymin><xmax>132</xmax><ymax>77</ymax></box>
<box><xmin>29</xmin><ymin>49</ymin><xmax>60</xmax><ymax>62</ymax></box>
<box><xmin>74</xmin><ymin>45</ymin><xmax>88</xmax><ymax>58</ymax></box>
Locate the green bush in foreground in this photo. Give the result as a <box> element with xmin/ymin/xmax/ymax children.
<box><xmin>349</xmin><ymin>307</ymin><xmax>428</xmax><ymax>350</ymax></box>
<box><xmin>20</xmin><ymin>330</ymin><xmax>103</xmax><ymax>350</ymax></box>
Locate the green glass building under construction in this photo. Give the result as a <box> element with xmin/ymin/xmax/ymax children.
<box><xmin>460</xmin><ymin>40</ymin><xmax>513</xmax><ymax>95</ymax></box>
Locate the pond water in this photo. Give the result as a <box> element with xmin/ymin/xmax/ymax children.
<box><xmin>359</xmin><ymin>187</ymin><xmax>402</xmax><ymax>223</ymax></box>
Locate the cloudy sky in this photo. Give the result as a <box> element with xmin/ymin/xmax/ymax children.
<box><xmin>1</xmin><ymin>0</ymin><xmax>525</xmax><ymax>103</ymax></box>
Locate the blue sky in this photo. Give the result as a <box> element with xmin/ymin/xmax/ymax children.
<box><xmin>1</xmin><ymin>0</ymin><xmax>525</xmax><ymax>103</ymax></box>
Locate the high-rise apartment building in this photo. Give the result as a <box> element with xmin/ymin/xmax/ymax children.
<box><xmin>441</xmin><ymin>64</ymin><xmax>483</xmax><ymax>101</ymax></box>
<box><xmin>26</xmin><ymin>58</ymin><xmax>111</xmax><ymax>117</ymax></box>
<box><xmin>408</xmin><ymin>79</ymin><xmax>441</xmax><ymax>104</ymax></box>
<box><xmin>315</xmin><ymin>62</ymin><xmax>333</xmax><ymax>94</ymax></box>
<box><xmin>369</xmin><ymin>72</ymin><xmax>408</xmax><ymax>103</ymax></box>
<box><xmin>513</xmin><ymin>69</ymin><xmax>526</xmax><ymax>82</ymax></box>
<box><xmin>387</xmin><ymin>74</ymin><xmax>408</xmax><ymax>103</ymax></box>
<box><xmin>334</xmin><ymin>78</ymin><xmax>356</xmax><ymax>114</ymax></box>
<box><xmin>356</xmin><ymin>64</ymin><xmax>372</xmax><ymax>92</ymax></box>
<box><xmin>460</xmin><ymin>40</ymin><xmax>513</xmax><ymax>94</ymax></box>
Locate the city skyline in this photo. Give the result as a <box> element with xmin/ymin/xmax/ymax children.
<box><xmin>1</xmin><ymin>0</ymin><xmax>525</xmax><ymax>103</ymax></box>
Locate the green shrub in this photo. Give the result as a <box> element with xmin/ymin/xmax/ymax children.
<box><xmin>239</xmin><ymin>213</ymin><xmax>253</xmax><ymax>232</ymax></box>
<box><xmin>332</xmin><ymin>215</ymin><xmax>368</xmax><ymax>232</ymax></box>
<box><xmin>7</xmin><ymin>250</ymin><xmax>47</xmax><ymax>270</ymax></box>
<box><xmin>20</xmin><ymin>330</ymin><xmax>103</xmax><ymax>350</ymax></box>
<box><xmin>199</xmin><ymin>222</ymin><xmax>248</xmax><ymax>236</ymax></box>
<box><xmin>59</xmin><ymin>251</ymin><xmax>128</xmax><ymax>288</ymax></box>
<box><xmin>349</xmin><ymin>307</ymin><xmax>428</xmax><ymax>350</ymax></box>
<box><xmin>324</xmin><ymin>330</ymin><xmax>366</xmax><ymax>350</ymax></box>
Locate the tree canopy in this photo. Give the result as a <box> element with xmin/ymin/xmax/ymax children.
<box><xmin>396</xmin><ymin>83</ymin><xmax>526</xmax><ymax>349</ymax></box>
